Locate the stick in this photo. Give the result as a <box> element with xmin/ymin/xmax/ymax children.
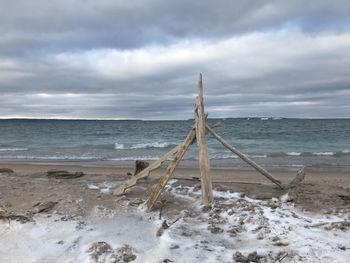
<box><xmin>113</xmin><ymin>122</ymin><xmax>220</xmax><ymax>196</ymax></box>
<box><xmin>146</xmin><ymin>127</ymin><xmax>196</xmax><ymax>211</ymax></box>
<box><xmin>205</xmin><ymin>124</ymin><xmax>284</xmax><ymax>189</ymax></box>
<box><xmin>195</xmin><ymin>73</ymin><xmax>213</xmax><ymax>205</ymax></box>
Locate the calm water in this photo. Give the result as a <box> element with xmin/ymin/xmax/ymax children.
<box><xmin>0</xmin><ymin>118</ymin><xmax>349</xmax><ymax>171</ymax></box>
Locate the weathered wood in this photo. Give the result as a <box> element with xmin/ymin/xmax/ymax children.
<box><xmin>113</xmin><ymin>122</ymin><xmax>220</xmax><ymax>196</ymax></box>
<box><xmin>205</xmin><ymin>124</ymin><xmax>284</xmax><ymax>189</ymax></box>
<box><xmin>195</xmin><ymin>73</ymin><xmax>213</xmax><ymax>205</ymax></box>
<box><xmin>146</xmin><ymin>127</ymin><xmax>195</xmax><ymax>210</ymax></box>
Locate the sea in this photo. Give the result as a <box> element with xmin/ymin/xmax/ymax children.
<box><xmin>0</xmin><ymin>118</ymin><xmax>349</xmax><ymax>171</ymax></box>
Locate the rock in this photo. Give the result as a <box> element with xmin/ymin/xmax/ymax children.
<box><xmin>134</xmin><ymin>160</ymin><xmax>149</xmax><ymax>176</ymax></box>
<box><xmin>208</xmin><ymin>225</ymin><xmax>224</xmax><ymax>234</ymax></box>
<box><xmin>87</xmin><ymin>241</ymin><xmax>112</xmax><ymax>261</ymax></box>
<box><xmin>233</xmin><ymin>251</ymin><xmax>262</xmax><ymax>262</ymax></box>
<box><xmin>169</xmin><ymin>244</ymin><xmax>179</xmax><ymax>249</ymax></box>
<box><xmin>0</xmin><ymin>168</ymin><xmax>14</xmax><ymax>173</ymax></box>
<box><xmin>0</xmin><ymin>214</ymin><xmax>33</xmax><ymax>223</ymax></box>
<box><xmin>111</xmin><ymin>244</ymin><xmax>137</xmax><ymax>262</ymax></box>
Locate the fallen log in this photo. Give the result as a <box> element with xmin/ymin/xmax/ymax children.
<box><xmin>47</xmin><ymin>170</ymin><xmax>84</xmax><ymax>179</ymax></box>
<box><xmin>146</xmin><ymin>127</ymin><xmax>195</xmax><ymax>210</ymax></box>
<box><xmin>0</xmin><ymin>168</ymin><xmax>14</xmax><ymax>173</ymax></box>
<box><xmin>205</xmin><ymin>124</ymin><xmax>284</xmax><ymax>189</ymax></box>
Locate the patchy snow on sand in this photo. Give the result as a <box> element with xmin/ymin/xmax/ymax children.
<box><xmin>0</xmin><ymin>184</ymin><xmax>349</xmax><ymax>263</ymax></box>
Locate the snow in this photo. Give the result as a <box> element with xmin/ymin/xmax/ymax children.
<box><xmin>0</xmin><ymin>185</ymin><xmax>349</xmax><ymax>263</ymax></box>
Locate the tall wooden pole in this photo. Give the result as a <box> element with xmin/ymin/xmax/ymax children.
<box><xmin>195</xmin><ymin>73</ymin><xmax>213</xmax><ymax>205</ymax></box>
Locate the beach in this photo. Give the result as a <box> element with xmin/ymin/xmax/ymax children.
<box><xmin>1</xmin><ymin>161</ymin><xmax>349</xmax><ymax>262</ymax></box>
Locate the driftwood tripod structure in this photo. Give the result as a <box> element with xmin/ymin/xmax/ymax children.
<box><xmin>113</xmin><ymin>74</ymin><xmax>305</xmax><ymax>211</ymax></box>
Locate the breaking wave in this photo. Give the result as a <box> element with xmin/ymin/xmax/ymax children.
<box><xmin>0</xmin><ymin>148</ymin><xmax>28</xmax><ymax>152</ymax></box>
<box><xmin>114</xmin><ymin>142</ymin><xmax>177</xmax><ymax>150</ymax></box>
<box><xmin>268</xmin><ymin>150</ymin><xmax>350</xmax><ymax>157</ymax></box>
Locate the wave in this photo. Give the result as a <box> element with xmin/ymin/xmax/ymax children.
<box><xmin>114</xmin><ymin>142</ymin><xmax>177</xmax><ymax>150</ymax></box>
<box><xmin>0</xmin><ymin>148</ymin><xmax>28</xmax><ymax>152</ymax></box>
<box><xmin>0</xmin><ymin>155</ymin><xmax>101</xmax><ymax>160</ymax></box>
<box><xmin>268</xmin><ymin>150</ymin><xmax>350</xmax><ymax>157</ymax></box>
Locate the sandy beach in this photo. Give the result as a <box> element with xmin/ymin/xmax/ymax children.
<box><xmin>1</xmin><ymin>162</ymin><xmax>349</xmax><ymax>262</ymax></box>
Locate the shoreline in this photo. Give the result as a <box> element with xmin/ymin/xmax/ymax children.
<box><xmin>1</xmin><ymin>161</ymin><xmax>349</xmax><ymax>189</ymax></box>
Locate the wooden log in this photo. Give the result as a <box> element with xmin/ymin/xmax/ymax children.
<box><xmin>195</xmin><ymin>73</ymin><xmax>213</xmax><ymax>205</ymax></box>
<box><xmin>112</xmin><ymin>122</ymin><xmax>221</xmax><ymax>196</ymax></box>
<box><xmin>146</xmin><ymin>127</ymin><xmax>196</xmax><ymax>210</ymax></box>
<box><xmin>205</xmin><ymin>124</ymin><xmax>284</xmax><ymax>189</ymax></box>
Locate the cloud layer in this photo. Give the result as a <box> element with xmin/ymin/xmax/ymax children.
<box><xmin>1</xmin><ymin>0</ymin><xmax>350</xmax><ymax>119</ymax></box>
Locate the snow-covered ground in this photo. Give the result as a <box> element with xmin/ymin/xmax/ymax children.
<box><xmin>0</xmin><ymin>181</ymin><xmax>349</xmax><ymax>263</ymax></box>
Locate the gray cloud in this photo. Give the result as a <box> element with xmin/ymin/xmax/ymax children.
<box><xmin>0</xmin><ymin>0</ymin><xmax>349</xmax><ymax>119</ymax></box>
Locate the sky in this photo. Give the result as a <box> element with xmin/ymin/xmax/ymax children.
<box><xmin>0</xmin><ymin>0</ymin><xmax>350</xmax><ymax>119</ymax></box>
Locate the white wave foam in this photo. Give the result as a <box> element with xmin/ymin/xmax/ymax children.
<box><xmin>114</xmin><ymin>142</ymin><xmax>175</xmax><ymax>150</ymax></box>
<box><xmin>286</xmin><ymin>152</ymin><xmax>301</xmax><ymax>156</ymax></box>
<box><xmin>107</xmin><ymin>156</ymin><xmax>159</xmax><ymax>161</ymax></box>
<box><xmin>250</xmin><ymin>154</ymin><xmax>267</xmax><ymax>158</ymax></box>
<box><xmin>313</xmin><ymin>152</ymin><xmax>335</xmax><ymax>156</ymax></box>
<box><xmin>0</xmin><ymin>148</ymin><xmax>28</xmax><ymax>152</ymax></box>
<box><xmin>130</xmin><ymin>142</ymin><xmax>173</xmax><ymax>149</ymax></box>
<box><xmin>114</xmin><ymin>143</ymin><xmax>125</xmax><ymax>149</ymax></box>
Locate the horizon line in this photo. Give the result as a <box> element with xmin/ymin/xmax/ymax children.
<box><xmin>0</xmin><ymin>117</ymin><xmax>349</xmax><ymax>121</ymax></box>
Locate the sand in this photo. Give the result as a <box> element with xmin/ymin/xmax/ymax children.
<box><xmin>0</xmin><ymin>162</ymin><xmax>349</xmax><ymax>262</ymax></box>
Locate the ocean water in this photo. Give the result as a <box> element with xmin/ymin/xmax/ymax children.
<box><xmin>0</xmin><ymin>118</ymin><xmax>349</xmax><ymax>171</ymax></box>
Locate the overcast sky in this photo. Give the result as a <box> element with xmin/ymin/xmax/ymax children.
<box><xmin>1</xmin><ymin>0</ymin><xmax>349</xmax><ymax>119</ymax></box>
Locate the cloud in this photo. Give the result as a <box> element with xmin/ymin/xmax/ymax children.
<box><xmin>0</xmin><ymin>0</ymin><xmax>349</xmax><ymax>119</ymax></box>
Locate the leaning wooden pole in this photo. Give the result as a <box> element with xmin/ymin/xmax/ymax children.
<box><xmin>146</xmin><ymin>127</ymin><xmax>196</xmax><ymax>210</ymax></box>
<box><xmin>195</xmin><ymin>73</ymin><xmax>213</xmax><ymax>205</ymax></box>
<box><xmin>205</xmin><ymin>124</ymin><xmax>284</xmax><ymax>189</ymax></box>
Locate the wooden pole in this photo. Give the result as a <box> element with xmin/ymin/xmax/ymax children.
<box><xmin>146</xmin><ymin>127</ymin><xmax>196</xmax><ymax>210</ymax></box>
<box><xmin>205</xmin><ymin>124</ymin><xmax>284</xmax><ymax>189</ymax></box>
<box><xmin>195</xmin><ymin>73</ymin><xmax>213</xmax><ymax>205</ymax></box>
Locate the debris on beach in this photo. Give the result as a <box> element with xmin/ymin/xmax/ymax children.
<box><xmin>0</xmin><ymin>168</ymin><xmax>14</xmax><ymax>173</ymax></box>
<box><xmin>47</xmin><ymin>169</ymin><xmax>84</xmax><ymax>179</ymax></box>
<box><xmin>134</xmin><ymin>160</ymin><xmax>149</xmax><ymax>176</ymax></box>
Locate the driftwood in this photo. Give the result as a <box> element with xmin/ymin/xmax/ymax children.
<box><xmin>47</xmin><ymin>169</ymin><xmax>84</xmax><ymax>179</ymax></box>
<box><xmin>113</xmin><ymin>122</ymin><xmax>220</xmax><ymax>196</ymax></box>
<box><xmin>205</xmin><ymin>124</ymin><xmax>284</xmax><ymax>189</ymax></box>
<box><xmin>31</xmin><ymin>201</ymin><xmax>57</xmax><ymax>214</ymax></box>
<box><xmin>134</xmin><ymin>160</ymin><xmax>150</xmax><ymax>175</ymax></box>
<box><xmin>195</xmin><ymin>73</ymin><xmax>213</xmax><ymax>205</ymax></box>
<box><xmin>0</xmin><ymin>168</ymin><xmax>14</xmax><ymax>173</ymax></box>
<box><xmin>146</xmin><ymin>127</ymin><xmax>196</xmax><ymax>210</ymax></box>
